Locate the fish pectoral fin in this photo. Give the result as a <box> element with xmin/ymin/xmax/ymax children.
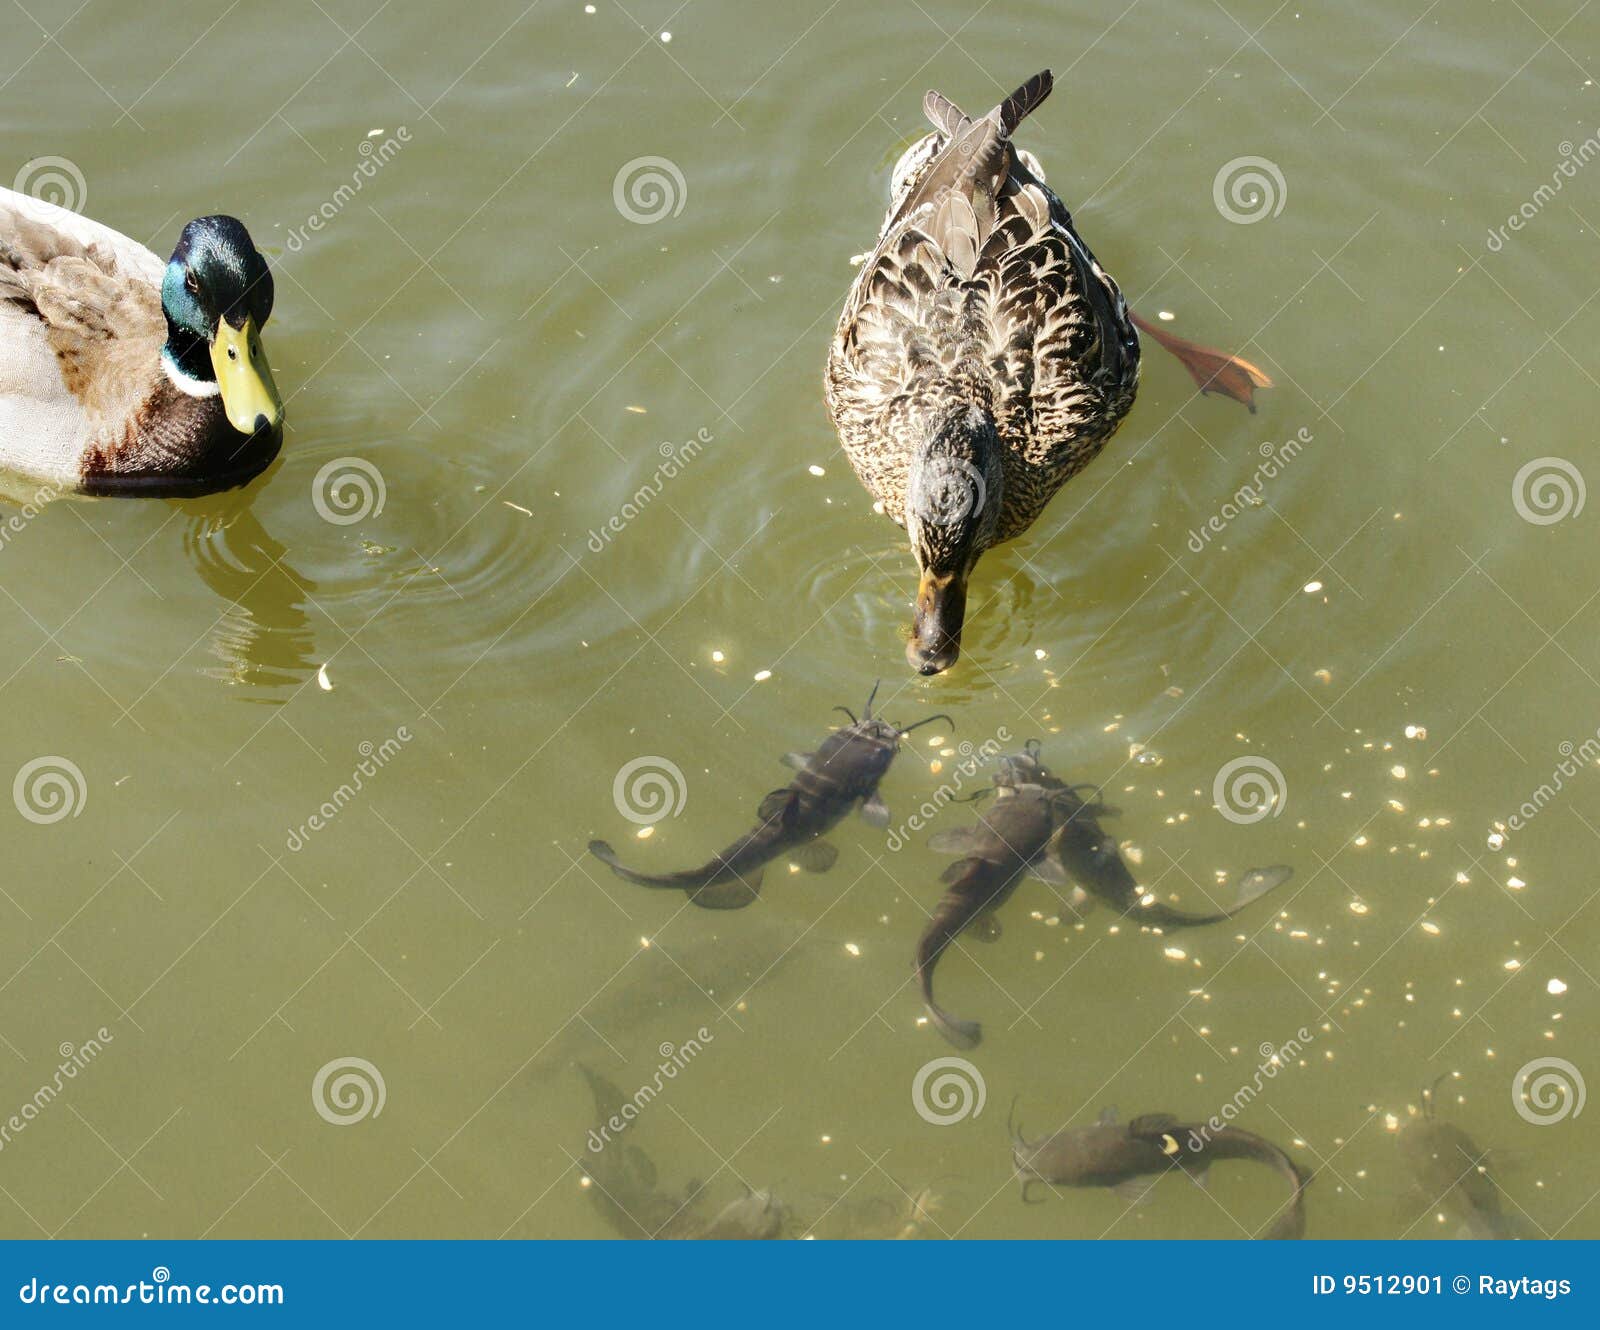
<box><xmin>940</xmin><ymin>856</ymin><xmax>987</xmax><ymax>886</ymax></box>
<box><xmin>689</xmin><ymin>873</ymin><xmax>763</xmax><ymax>910</ymax></box>
<box><xmin>756</xmin><ymin>788</ymin><xmax>798</xmax><ymax>822</ymax></box>
<box><xmin>1027</xmin><ymin>853</ymin><xmax>1070</xmax><ymax>887</ymax></box>
<box><xmin>927</xmin><ymin>827</ymin><xmax>981</xmax><ymax>855</ymax></box>
<box><xmin>1111</xmin><ymin>1176</ymin><xmax>1160</xmax><ymax>1206</ymax></box>
<box><xmin>791</xmin><ymin>840</ymin><xmax>839</xmax><ymax>873</ymax></box>
<box><xmin>859</xmin><ymin>793</ymin><xmax>891</xmax><ymax>828</ymax></box>
<box><xmin>780</xmin><ymin>751</ymin><xmax>813</xmax><ymax>771</ymax></box>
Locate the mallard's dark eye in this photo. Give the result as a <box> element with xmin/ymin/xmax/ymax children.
<box><xmin>185</xmin><ymin>270</ymin><xmax>199</xmax><ymax>296</ymax></box>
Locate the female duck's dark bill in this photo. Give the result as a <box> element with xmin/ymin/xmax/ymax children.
<box><xmin>908</xmin><ymin>570</ymin><xmax>967</xmax><ymax>674</ymax></box>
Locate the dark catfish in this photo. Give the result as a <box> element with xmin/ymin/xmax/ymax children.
<box><xmin>1396</xmin><ymin>1076</ymin><xmax>1520</xmax><ymax>1239</ymax></box>
<box><xmin>575</xmin><ymin>1063</ymin><xmax>786</xmax><ymax>1239</ymax></box>
<box><xmin>1012</xmin><ymin>1104</ymin><xmax>1312</xmax><ymax>1239</ymax></box>
<box><xmin>917</xmin><ymin>759</ymin><xmax>1087</xmax><ymax>1049</ymax></box>
<box><xmin>589</xmin><ymin>683</ymin><xmax>948</xmax><ymax>909</ymax></box>
<box><xmin>999</xmin><ymin>741</ymin><xmax>1293</xmax><ymax>926</ymax></box>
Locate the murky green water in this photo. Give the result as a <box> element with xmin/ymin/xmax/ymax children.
<box><xmin>1</xmin><ymin>0</ymin><xmax>1596</xmax><ymax>1240</ymax></box>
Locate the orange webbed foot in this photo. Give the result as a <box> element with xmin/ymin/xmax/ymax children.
<box><xmin>1130</xmin><ymin>311</ymin><xmax>1272</xmax><ymax>413</ymax></box>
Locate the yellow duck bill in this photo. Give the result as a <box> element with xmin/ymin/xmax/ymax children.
<box><xmin>209</xmin><ymin>316</ymin><xmax>283</xmax><ymax>435</ymax></box>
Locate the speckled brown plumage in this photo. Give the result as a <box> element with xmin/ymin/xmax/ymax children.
<box><xmin>824</xmin><ymin>71</ymin><xmax>1139</xmax><ymax>548</ymax></box>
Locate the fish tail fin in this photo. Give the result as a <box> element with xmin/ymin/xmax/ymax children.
<box><xmin>1262</xmin><ymin>1160</ymin><xmax>1314</xmax><ymax>1239</ymax></box>
<box><xmin>1230</xmin><ymin>864</ymin><xmax>1294</xmax><ymax>913</ymax></box>
<box><xmin>927</xmin><ymin>1002</ymin><xmax>982</xmax><ymax>1050</ymax></box>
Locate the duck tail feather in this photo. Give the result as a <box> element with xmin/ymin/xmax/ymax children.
<box><xmin>998</xmin><ymin>70</ymin><xmax>1053</xmax><ymax>135</ymax></box>
<box><xmin>922</xmin><ymin>89</ymin><xmax>971</xmax><ymax>137</ymax></box>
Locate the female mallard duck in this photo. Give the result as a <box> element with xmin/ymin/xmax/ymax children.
<box><xmin>825</xmin><ymin>71</ymin><xmax>1269</xmax><ymax>674</ymax></box>
<box><xmin>1</xmin><ymin>187</ymin><xmax>283</xmax><ymax>497</ymax></box>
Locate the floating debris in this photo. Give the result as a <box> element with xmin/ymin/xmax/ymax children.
<box><xmin>1548</xmin><ymin>977</ymin><xmax>1568</xmax><ymax>996</ymax></box>
<box><xmin>316</xmin><ymin>663</ymin><xmax>333</xmax><ymax>691</ymax></box>
<box><xmin>808</xmin><ymin>464</ymin><xmax>825</xmax><ymax>476</ymax></box>
<box><xmin>1303</xmin><ymin>580</ymin><xmax>1323</xmax><ymax>594</ymax></box>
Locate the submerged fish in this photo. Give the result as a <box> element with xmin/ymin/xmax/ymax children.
<box><xmin>576</xmin><ymin>1062</ymin><xmax>787</xmax><ymax>1239</ymax></box>
<box><xmin>589</xmin><ymin>683</ymin><xmax>947</xmax><ymax>908</ymax></box>
<box><xmin>1001</xmin><ymin>741</ymin><xmax>1293</xmax><ymax>927</ymax></box>
<box><xmin>1011</xmin><ymin>1103</ymin><xmax>1312</xmax><ymax>1239</ymax></box>
<box><xmin>917</xmin><ymin>754</ymin><xmax>1087</xmax><ymax>1048</ymax></box>
<box><xmin>1396</xmin><ymin>1076</ymin><xmax>1520</xmax><ymax>1239</ymax></box>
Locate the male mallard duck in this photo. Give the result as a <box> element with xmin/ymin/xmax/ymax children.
<box><xmin>1</xmin><ymin>187</ymin><xmax>283</xmax><ymax>497</ymax></box>
<box><xmin>825</xmin><ymin>71</ymin><xmax>1269</xmax><ymax>674</ymax></box>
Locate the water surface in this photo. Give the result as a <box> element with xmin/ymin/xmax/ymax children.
<box><xmin>1</xmin><ymin>0</ymin><xmax>1596</xmax><ymax>1239</ymax></box>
